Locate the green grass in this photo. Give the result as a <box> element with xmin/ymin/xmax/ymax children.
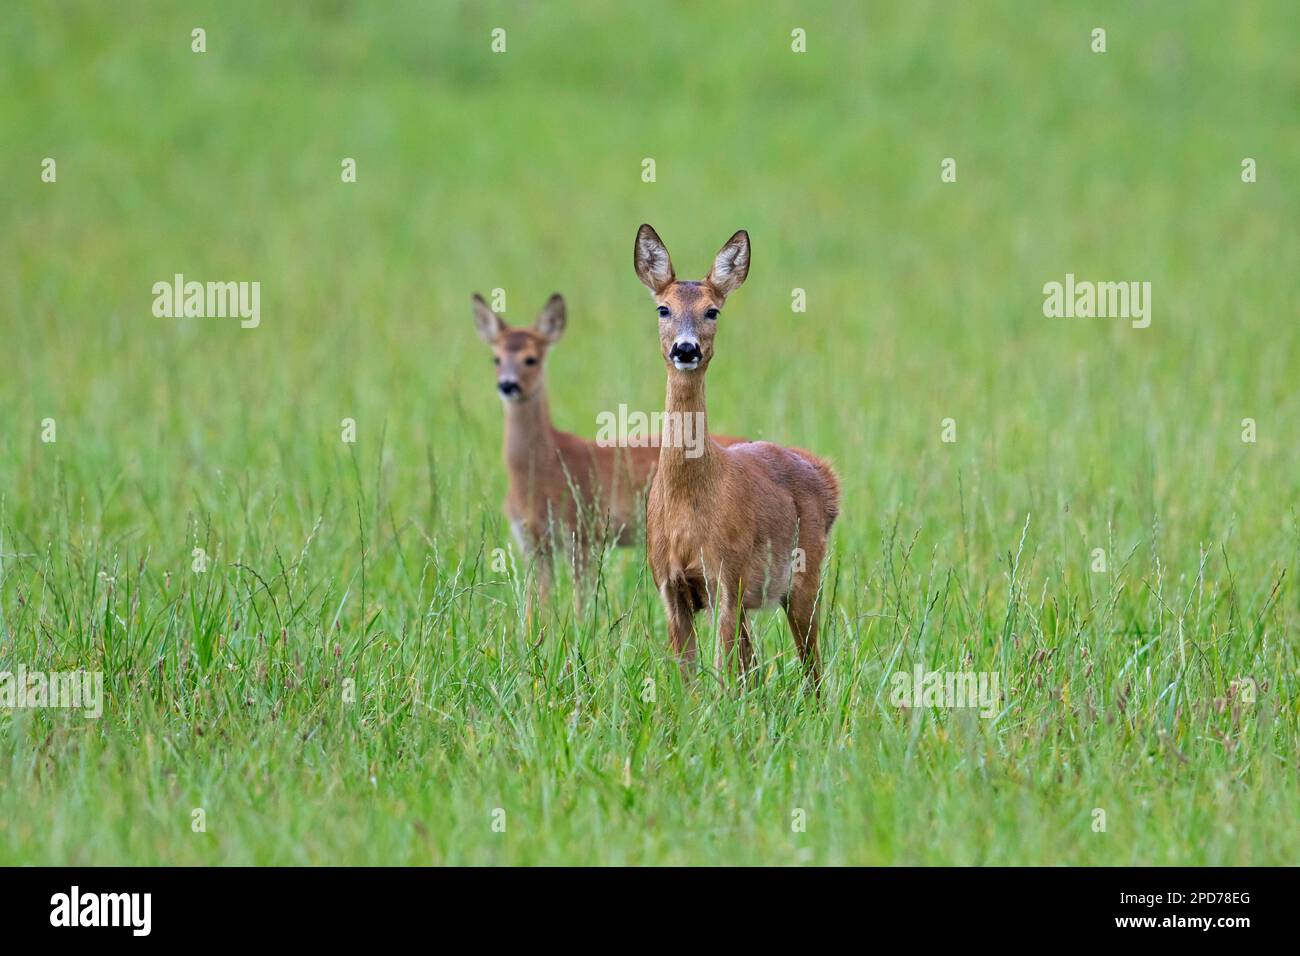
<box><xmin>1</xmin><ymin>0</ymin><xmax>1297</xmax><ymax>864</ymax></box>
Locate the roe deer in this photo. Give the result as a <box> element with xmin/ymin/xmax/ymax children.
<box><xmin>472</xmin><ymin>292</ymin><xmax>659</xmax><ymax>595</ymax></box>
<box><xmin>632</xmin><ymin>225</ymin><xmax>840</xmax><ymax>687</ymax></box>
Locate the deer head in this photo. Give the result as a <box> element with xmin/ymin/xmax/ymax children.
<box><xmin>633</xmin><ymin>224</ymin><xmax>750</xmax><ymax>373</ymax></box>
<box><xmin>471</xmin><ymin>293</ymin><xmax>566</xmax><ymax>402</ymax></box>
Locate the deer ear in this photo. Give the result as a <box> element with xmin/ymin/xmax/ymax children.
<box><xmin>634</xmin><ymin>224</ymin><xmax>675</xmax><ymax>293</ymax></box>
<box><xmin>471</xmin><ymin>293</ymin><xmax>505</xmax><ymax>344</ymax></box>
<box><xmin>707</xmin><ymin>230</ymin><xmax>750</xmax><ymax>297</ymax></box>
<box><xmin>535</xmin><ymin>293</ymin><xmax>566</xmax><ymax>343</ymax></box>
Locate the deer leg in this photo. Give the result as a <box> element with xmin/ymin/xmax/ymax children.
<box><xmin>716</xmin><ymin>605</ymin><xmax>756</xmax><ymax>684</ymax></box>
<box><xmin>524</xmin><ymin>545</ymin><xmax>553</xmax><ymax>632</ymax></box>
<box><xmin>737</xmin><ymin>610</ymin><xmax>756</xmax><ymax>677</ymax></box>
<box><xmin>512</xmin><ymin>518</ymin><xmax>552</xmax><ymax>629</ymax></box>
<box><xmin>661</xmin><ymin>581</ymin><xmax>698</xmax><ymax>673</ymax></box>
<box><xmin>712</xmin><ymin>582</ymin><xmax>751</xmax><ymax>680</ymax></box>
<box><xmin>784</xmin><ymin>573</ymin><xmax>823</xmax><ymax>691</ymax></box>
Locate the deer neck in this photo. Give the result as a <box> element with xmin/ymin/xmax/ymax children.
<box><xmin>658</xmin><ymin>368</ymin><xmax>720</xmax><ymax>489</ymax></box>
<box><xmin>502</xmin><ymin>390</ymin><xmax>557</xmax><ymax>479</ymax></box>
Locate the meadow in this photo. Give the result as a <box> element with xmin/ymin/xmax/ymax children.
<box><xmin>1</xmin><ymin>1</ymin><xmax>1297</xmax><ymax>864</ymax></box>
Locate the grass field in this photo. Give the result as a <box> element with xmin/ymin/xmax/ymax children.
<box><xmin>1</xmin><ymin>1</ymin><xmax>1298</xmax><ymax>865</ymax></box>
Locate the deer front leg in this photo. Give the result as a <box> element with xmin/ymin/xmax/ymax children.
<box><xmin>512</xmin><ymin>518</ymin><xmax>553</xmax><ymax>628</ymax></box>
<box><xmin>527</xmin><ymin>548</ymin><xmax>553</xmax><ymax>627</ymax></box>
<box><xmin>661</xmin><ymin>581</ymin><xmax>698</xmax><ymax>674</ymax></box>
<box><xmin>712</xmin><ymin>581</ymin><xmax>752</xmax><ymax>680</ymax></box>
<box><xmin>737</xmin><ymin>610</ymin><xmax>755</xmax><ymax>678</ymax></box>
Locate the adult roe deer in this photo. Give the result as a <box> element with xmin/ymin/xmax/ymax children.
<box><xmin>632</xmin><ymin>225</ymin><xmax>839</xmax><ymax>686</ymax></box>
<box><xmin>472</xmin><ymin>292</ymin><xmax>659</xmax><ymax>596</ymax></box>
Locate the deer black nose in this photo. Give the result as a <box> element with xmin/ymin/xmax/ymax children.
<box><xmin>498</xmin><ymin>380</ymin><xmax>521</xmax><ymax>397</ymax></box>
<box><xmin>670</xmin><ymin>340</ymin><xmax>700</xmax><ymax>362</ymax></box>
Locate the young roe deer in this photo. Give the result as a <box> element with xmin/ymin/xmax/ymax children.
<box><xmin>632</xmin><ymin>225</ymin><xmax>840</xmax><ymax>686</ymax></box>
<box><xmin>472</xmin><ymin>292</ymin><xmax>658</xmax><ymax>596</ymax></box>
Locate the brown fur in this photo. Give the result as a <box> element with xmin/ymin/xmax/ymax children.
<box><xmin>633</xmin><ymin>226</ymin><xmax>839</xmax><ymax>687</ymax></box>
<box><xmin>471</xmin><ymin>292</ymin><xmax>744</xmax><ymax>597</ymax></box>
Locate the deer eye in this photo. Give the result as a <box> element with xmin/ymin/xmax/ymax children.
<box><xmin>657</xmin><ymin>306</ymin><xmax>670</xmax><ymax>318</ymax></box>
<box><xmin>704</xmin><ymin>308</ymin><xmax>719</xmax><ymax>320</ymax></box>
<box><xmin>524</xmin><ymin>356</ymin><xmax>538</xmax><ymax>366</ymax></box>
